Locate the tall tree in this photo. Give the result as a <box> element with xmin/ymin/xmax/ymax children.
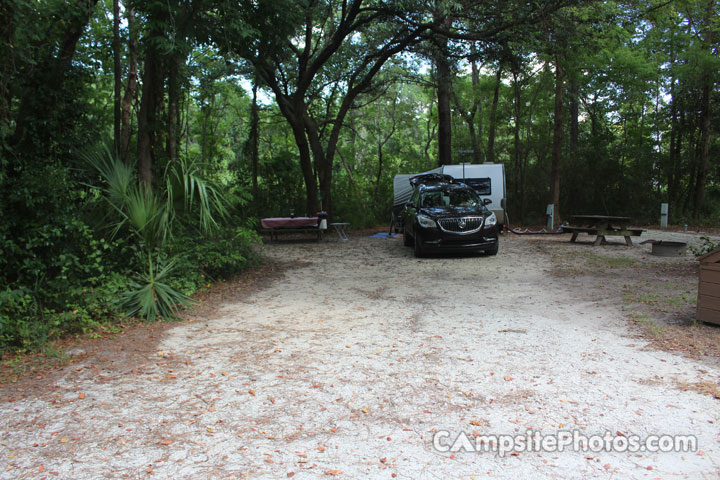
<box><xmin>135</xmin><ymin>33</ymin><xmax>162</xmax><ymax>189</ymax></box>
<box><xmin>218</xmin><ymin>0</ymin><xmax>428</xmax><ymax>215</ymax></box>
<box><xmin>113</xmin><ymin>0</ymin><xmax>121</xmax><ymax>153</ymax></box>
<box><xmin>486</xmin><ymin>66</ymin><xmax>503</xmax><ymax>164</ymax></box>
<box><xmin>692</xmin><ymin>0</ymin><xmax>718</xmax><ymax>218</ymax></box>
<box><xmin>249</xmin><ymin>76</ymin><xmax>260</xmax><ymax>200</ymax></box>
<box><xmin>9</xmin><ymin>0</ymin><xmax>100</xmax><ymax>153</ymax></box>
<box><xmin>433</xmin><ymin>11</ymin><xmax>453</xmax><ymax>166</ymax></box>
<box><xmin>119</xmin><ymin>6</ymin><xmax>138</xmax><ymax>164</ymax></box>
<box><xmin>451</xmin><ymin>52</ymin><xmax>483</xmax><ymax>164</ymax></box>
<box><xmin>548</xmin><ymin>60</ymin><xmax>564</xmax><ymax>225</ymax></box>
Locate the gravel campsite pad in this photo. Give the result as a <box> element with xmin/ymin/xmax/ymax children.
<box><xmin>2</xmin><ymin>231</ymin><xmax>720</xmax><ymax>479</ymax></box>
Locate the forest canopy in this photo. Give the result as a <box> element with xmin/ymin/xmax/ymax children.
<box><xmin>0</xmin><ymin>0</ymin><xmax>718</xmax><ymax>351</ymax></box>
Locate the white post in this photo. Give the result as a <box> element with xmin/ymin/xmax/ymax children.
<box><xmin>660</xmin><ymin>203</ymin><xmax>668</xmax><ymax>229</ymax></box>
<box><xmin>546</xmin><ymin>204</ymin><xmax>554</xmax><ymax>230</ymax></box>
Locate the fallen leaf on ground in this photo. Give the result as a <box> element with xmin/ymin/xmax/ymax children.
<box><xmin>325</xmin><ymin>470</ymin><xmax>343</xmax><ymax>475</ymax></box>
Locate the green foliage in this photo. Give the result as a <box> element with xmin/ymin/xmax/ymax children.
<box><xmin>3</xmin><ymin>0</ymin><xmax>720</xmax><ymax>353</ymax></box>
<box><xmin>120</xmin><ymin>256</ymin><xmax>189</xmax><ymax>321</ymax></box>
<box><xmin>691</xmin><ymin>237</ymin><xmax>720</xmax><ymax>258</ymax></box>
<box><xmin>87</xmin><ymin>144</ymin><xmax>252</xmax><ymax>322</ymax></box>
<box><xmin>170</xmin><ymin>224</ymin><xmax>262</xmax><ymax>294</ymax></box>
<box><xmin>0</xmin><ymin>288</ymin><xmax>40</xmax><ymax>351</ymax></box>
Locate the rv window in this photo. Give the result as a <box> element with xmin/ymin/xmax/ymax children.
<box><xmin>464</xmin><ymin>178</ymin><xmax>491</xmax><ymax>195</ymax></box>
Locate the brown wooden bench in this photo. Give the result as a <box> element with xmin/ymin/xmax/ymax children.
<box><xmin>260</xmin><ymin>217</ymin><xmax>322</xmax><ymax>242</ymax></box>
<box><xmin>262</xmin><ymin>226</ymin><xmax>321</xmax><ymax>242</ymax></box>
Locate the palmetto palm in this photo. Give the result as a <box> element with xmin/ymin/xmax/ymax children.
<box><xmin>86</xmin><ymin>144</ymin><xmax>229</xmax><ymax>321</ymax></box>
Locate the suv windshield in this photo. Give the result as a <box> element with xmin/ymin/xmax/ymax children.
<box><xmin>420</xmin><ymin>188</ymin><xmax>479</xmax><ymax>208</ymax></box>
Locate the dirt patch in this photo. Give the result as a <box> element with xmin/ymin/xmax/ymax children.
<box><xmin>533</xmin><ymin>231</ymin><xmax>720</xmax><ymax>365</ymax></box>
<box><xmin>1</xmin><ymin>232</ymin><xmax>719</xmax><ymax>479</ymax></box>
<box><xmin>0</xmin><ymin>261</ymin><xmax>286</xmax><ymax>389</ymax></box>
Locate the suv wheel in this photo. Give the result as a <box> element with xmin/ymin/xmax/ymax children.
<box><xmin>413</xmin><ymin>231</ymin><xmax>425</xmax><ymax>257</ymax></box>
<box><xmin>403</xmin><ymin>231</ymin><xmax>412</xmax><ymax>246</ymax></box>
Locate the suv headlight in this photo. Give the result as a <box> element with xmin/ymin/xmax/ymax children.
<box><xmin>485</xmin><ymin>212</ymin><xmax>497</xmax><ymax>226</ymax></box>
<box><xmin>417</xmin><ymin>214</ymin><xmax>437</xmax><ymax>228</ymax></box>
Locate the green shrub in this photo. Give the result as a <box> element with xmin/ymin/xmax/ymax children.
<box><xmin>170</xmin><ymin>225</ymin><xmax>262</xmax><ymax>294</ymax></box>
<box><xmin>691</xmin><ymin>236</ymin><xmax>720</xmax><ymax>257</ymax></box>
<box><xmin>0</xmin><ymin>288</ymin><xmax>42</xmax><ymax>352</ymax></box>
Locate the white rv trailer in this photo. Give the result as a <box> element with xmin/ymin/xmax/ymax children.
<box><xmin>393</xmin><ymin>163</ymin><xmax>506</xmax><ymax>227</ymax></box>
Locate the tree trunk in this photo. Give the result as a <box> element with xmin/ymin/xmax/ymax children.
<box><xmin>467</xmin><ymin>122</ymin><xmax>480</xmax><ymax>165</ymax></box>
<box><xmin>683</xmin><ymin>125</ymin><xmax>699</xmax><ymax>216</ymax></box>
<box><xmin>548</xmin><ymin>62</ymin><xmax>564</xmax><ymax>226</ymax></box>
<box><xmin>166</xmin><ymin>55</ymin><xmax>181</xmax><ymax>165</ymax></box>
<box><xmin>136</xmin><ymin>45</ymin><xmax>162</xmax><ymax>190</ymax></box>
<box><xmin>672</xmin><ymin>103</ymin><xmax>685</xmax><ymax>207</ymax></box>
<box><xmin>285</xmin><ymin>112</ymin><xmax>319</xmax><ymax>215</ymax></box>
<box><xmin>120</xmin><ymin>6</ymin><xmax>138</xmax><ymax>164</ymax></box>
<box><xmin>249</xmin><ymin>79</ymin><xmax>259</xmax><ymax>200</ymax></box>
<box><xmin>667</xmin><ymin>71</ymin><xmax>678</xmax><ymax>205</ymax></box>
<box><xmin>373</xmin><ymin>102</ymin><xmax>397</xmax><ymax>203</ymax></box>
<box><xmin>424</xmin><ymin>100</ymin><xmax>436</xmax><ymax>167</ymax></box>
<box><xmin>693</xmin><ymin>80</ymin><xmax>712</xmax><ymax>218</ymax></box>
<box><xmin>337</xmin><ymin>148</ymin><xmax>363</xmax><ymax>202</ymax></box>
<box><xmin>302</xmin><ymin>112</ymin><xmax>327</xmax><ymax>214</ymax></box>
<box><xmin>512</xmin><ymin>70</ymin><xmax>522</xmax><ymax>210</ymax></box>
<box><xmin>569</xmin><ymin>76</ymin><xmax>579</xmax><ymax>159</ymax></box>
<box><xmin>436</xmin><ymin>52</ymin><xmax>452</xmax><ymax>166</ymax></box>
<box><xmin>451</xmin><ymin>55</ymin><xmax>482</xmax><ymax>164</ymax></box>
<box><xmin>113</xmin><ymin>0</ymin><xmax>121</xmax><ymax>154</ymax></box>
<box><xmin>470</xmin><ymin>56</ymin><xmax>482</xmax><ymax>164</ymax></box>
<box><xmin>434</xmin><ymin>11</ymin><xmax>452</xmax><ymax>167</ymax></box>
<box><xmin>374</xmin><ymin>140</ymin><xmax>384</xmax><ymax>203</ymax></box>
<box><xmin>520</xmin><ymin>120</ymin><xmax>532</xmax><ymax>221</ymax></box>
<box><xmin>0</xmin><ymin>2</ymin><xmax>14</xmax><ymax>129</ymax></box>
<box><xmin>486</xmin><ymin>67</ymin><xmax>502</xmax><ymax>164</ymax></box>
<box><xmin>693</xmin><ymin>2</ymin><xmax>714</xmax><ymax>219</ymax></box>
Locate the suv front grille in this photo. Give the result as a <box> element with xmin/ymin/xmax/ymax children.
<box><xmin>437</xmin><ymin>216</ymin><xmax>484</xmax><ymax>234</ymax></box>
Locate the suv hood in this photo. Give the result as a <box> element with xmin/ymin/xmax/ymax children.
<box><xmin>420</xmin><ymin>206</ymin><xmax>487</xmax><ymax>219</ymax></box>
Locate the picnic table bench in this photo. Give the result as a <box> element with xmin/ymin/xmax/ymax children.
<box><xmin>563</xmin><ymin>215</ymin><xmax>645</xmax><ymax>246</ymax></box>
<box><xmin>261</xmin><ymin>216</ymin><xmax>322</xmax><ymax>242</ymax></box>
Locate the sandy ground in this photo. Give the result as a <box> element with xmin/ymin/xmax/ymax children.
<box><xmin>1</xmin><ymin>231</ymin><xmax>720</xmax><ymax>479</ymax></box>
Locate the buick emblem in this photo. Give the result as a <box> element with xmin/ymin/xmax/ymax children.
<box><xmin>458</xmin><ymin>218</ymin><xmax>466</xmax><ymax>229</ymax></box>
